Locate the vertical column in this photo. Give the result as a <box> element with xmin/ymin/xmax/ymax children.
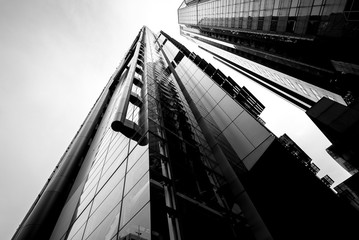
<box><xmin>111</xmin><ymin>28</ymin><xmax>148</xmax><ymax>145</ymax></box>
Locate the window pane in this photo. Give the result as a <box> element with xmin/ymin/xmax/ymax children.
<box><xmin>118</xmin><ymin>203</ymin><xmax>151</xmax><ymax>240</ymax></box>
<box><xmin>120</xmin><ymin>172</ymin><xmax>150</xmax><ymax>228</ymax></box>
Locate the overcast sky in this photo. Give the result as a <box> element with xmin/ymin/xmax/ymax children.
<box><xmin>0</xmin><ymin>0</ymin><xmax>351</xmax><ymax>239</ymax></box>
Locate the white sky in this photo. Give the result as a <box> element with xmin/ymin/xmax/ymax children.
<box><xmin>0</xmin><ymin>0</ymin><xmax>350</xmax><ymax>239</ymax></box>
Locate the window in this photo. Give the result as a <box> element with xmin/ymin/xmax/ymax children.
<box><xmin>126</xmin><ymin>102</ymin><xmax>140</xmax><ymax>124</ymax></box>
<box><xmin>286</xmin><ymin>18</ymin><xmax>297</xmax><ymax>33</ymax></box>
<box><xmin>132</xmin><ymin>84</ymin><xmax>141</xmax><ymax>96</ymax></box>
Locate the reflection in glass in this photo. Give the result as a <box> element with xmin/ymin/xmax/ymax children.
<box><xmin>92</xmin><ymin>179</ymin><xmax>124</xmax><ymax>214</ymax></box>
<box><xmin>68</xmin><ymin>223</ymin><xmax>86</xmax><ymax>240</ymax></box>
<box><xmin>84</xmin><ymin>202</ymin><xmax>121</xmax><ymax>240</ymax></box>
<box><xmin>83</xmin><ymin>178</ymin><xmax>123</xmax><ymax>239</ymax></box>
<box><xmin>128</xmin><ymin>144</ymin><xmax>148</xmax><ymax>169</ymax></box>
<box><xmin>120</xmin><ymin>173</ymin><xmax>150</xmax><ymax>229</ymax></box>
<box><xmin>124</xmin><ymin>152</ymin><xmax>149</xmax><ymax>195</ymax></box>
<box><xmin>66</xmin><ymin>204</ymin><xmax>91</xmax><ymax>240</ymax></box>
<box><xmin>118</xmin><ymin>203</ymin><xmax>151</xmax><ymax>240</ymax></box>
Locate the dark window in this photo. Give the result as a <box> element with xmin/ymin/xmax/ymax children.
<box><xmin>222</xmin><ymin>81</ymin><xmax>235</xmax><ymax>96</ymax></box>
<box><xmin>270</xmin><ymin>17</ymin><xmax>278</xmax><ymax>31</ymax></box>
<box><xmin>212</xmin><ymin>69</ymin><xmax>226</xmax><ymax>85</ymax></box>
<box><xmin>286</xmin><ymin>17</ymin><xmax>297</xmax><ymax>33</ymax></box>
<box><xmin>198</xmin><ymin>58</ymin><xmax>208</xmax><ymax>70</ymax></box>
<box><xmin>307</xmin><ymin>20</ymin><xmax>320</xmax><ymax>35</ymax></box>
<box><xmin>247</xmin><ymin>17</ymin><xmax>252</xmax><ymax>29</ymax></box>
<box><xmin>204</xmin><ymin>63</ymin><xmax>216</xmax><ymax>77</ymax></box>
<box><xmin>257</xmin><ymin>17</ymin><xmax>264</xmax><ymax>30</ymax></box>
<box><xmin>345</xmin><ymin>0</ymin><xmax>359</xmax><ymax>11</ymax></box>
<box><xmin>193</xmin><ymin>55</ymin><xmax>201</xmax><ymax>65</ymax></box>
<box><xmin>174</xmin><ymin>51</ymin><xmax>184</xmax><ymax>64</ymax></box>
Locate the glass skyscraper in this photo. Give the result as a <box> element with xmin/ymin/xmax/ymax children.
<box><xmin>12</xmin><ymin>26</ymin><xmax>359</xmax><ymax>240</ymax></box>
<box><xmin>178</xmin><ymin>0</ymin><xmax>359</xmax><ymax>109</ymax></box>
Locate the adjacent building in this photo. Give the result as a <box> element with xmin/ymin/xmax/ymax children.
<box><xmin>178</xmin><ymin>0</ymin><xmax>359</xmax><ymax>109</ymax></box>
<box><xmin>13</xmin><ymin>26</ymin><xmax>359</xmax><ymax>240</ymax></box>
<box><xmin>321</xmin><ymin>174</ymin><xmax>335</xmax><ymax>188</ymax></box>
<box><xmin>327</xmin><ymin>145</ymin><xmax>359</xmax><ymax>175</ymax></box>
<box><xmin>307</xmin><ymin>97</ymin><xmax>359</xmax><ymax>213</ymax></box>
<box><xmin>278</xmin><ymin>133</ymin><xmax>321</xmax><ymax>175</ymax></box>
<box><xmin>335</xmin><ymin>172</ymin><xmax>359</xmax><ymax>212</ymax></box>
<box><xmin>306</xmin><ymin>97</ymin><xmax>359</xmax><ymax>172</ymax></box>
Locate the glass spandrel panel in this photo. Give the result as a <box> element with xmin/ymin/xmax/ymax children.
<box><xmin>120</xmin><ymin>172</ymin><xmax>150</xmax><ymax>229</ymax></box>
<box><xmin>118</xmin><ymin>203</ymin><xmax>151</xmax><ymax>240</ymax></box>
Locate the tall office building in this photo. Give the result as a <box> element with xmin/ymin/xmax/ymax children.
<box><xmin>278</xmin><ymin>133</ymin><xmax>321</xmax><ymax>175</ymax></box>
<box><xmin>327</xmin><ymin>145</ymin><xmax>358</xmax><ymax>175</ymax></box>
<box><xmin>178</xmin><ymin>0</ymin><xmax>359</xmax><ymax>110</ymax></box>
<box><xmin>335</xmin><ymin>172</ymin><xmax>359</xmax><ymax>212</ymax></box>
<box><xmin>306</xmin><ymin>97</ymin><xmax>359</xmax><ymax>172</ymax></box>
<box><xmin>13</xmin><ymin>26</ymin><xmax>359</xmax><ymax>240</ymax></box>
<box><xmin>307</xmin><ymin>97</ymin><xmax>359</xmax><ymax>214</ymax></box>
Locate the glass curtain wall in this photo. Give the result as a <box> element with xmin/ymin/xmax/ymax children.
<box><xmin>47</xmin><ymin>26</ymin><xmax>266</xmax><ymax>240</ymax></box>
<box><xmin>179</xmin><ymin>0</ymin><xmax>348</xmax><ymax>37</ymax></box>
<box><xmin>180</xmin><ymin>28</ymin><xmax>346</xmax><ymax>108</ymax></box>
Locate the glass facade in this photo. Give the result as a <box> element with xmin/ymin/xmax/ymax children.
<box><xmin>180</xmin><ymin>28</ymin><xmax>346</xmax><ymax>109</ymax></box>
<box><xmin>335</xmin><ymin>173</ymin><xmax>359</xmax><ymax>212</ymax></box>
<box><xmin>326</xmin><ymin>145</ymin><xmax>359</xmax><ymax>175</ymax></box>
<box><xmin>14</xmin><ymin>26</ymin><xmax>275</xmax><ymax>240</ymax></box>
<box><xmin>13</xmin><ymin>26</ymin><xmax>359</xmax><ymax>240</ymax></box>
<box><xmin>179</xmin><ymin>0</ymin><xmax>349</xmax><ymax>36</ymax></box>
<box><xmin>157</xmin><ymin>32</ymin><xmax>274</xmax><ymax>169</ymax></box>
<box><xmin>178</xmin><ymin>0</ymin><xmax>359</xmax><ymax>106</ymax></box>
<box><xmin>48</xmin><ymin>28</ymin><xmax>150</xmax><ymax>240</ymax></box>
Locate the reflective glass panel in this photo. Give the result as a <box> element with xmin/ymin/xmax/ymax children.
<box><xmin>118</xmin><ymin>203</ymin><xmax>151</xmax><ymax>240</ymax></box>
<box><xmin>120</xmin><ymin>172</ymin><xmax>150</xmax><ymax>228</ymax></box>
